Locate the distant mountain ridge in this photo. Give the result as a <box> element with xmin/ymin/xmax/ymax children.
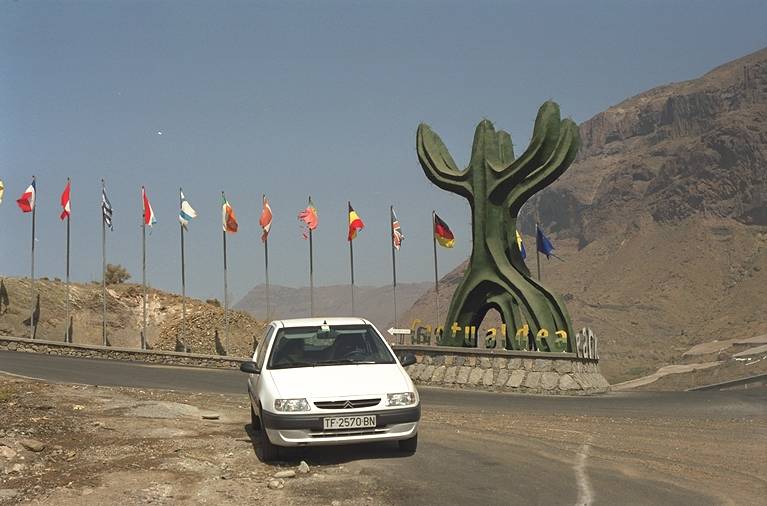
<box><xmin>235</xmin><ymin>282</ymin><xmax>432</xmax><ymax>332</ymax></box>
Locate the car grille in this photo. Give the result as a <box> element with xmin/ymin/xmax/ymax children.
<box><xmin>313</xmin><ymin>398</ymin><xmax>381</xmax><ymax>409</ymax></box>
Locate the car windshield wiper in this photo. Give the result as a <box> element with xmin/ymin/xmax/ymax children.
<box><xmin>317</xmin><ymin>359</ymin><xmax>377</xmax><ymax>366</ymax></box>
<box><xmin>270</xmin><ymin>361</ymin><xmax>317</xmax><ymax>369</ymax></box>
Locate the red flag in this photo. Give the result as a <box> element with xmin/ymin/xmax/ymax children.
<box><xmin>259</xmin><ymin>195</ymin><xmax>273</xmax><ymax>242</ymax></box>
<box><xmin>16</xmin><ymin>179</ymin><xmax>36</xmax><ymax>213</ymax></box>
<box><xmin>298</xmin><ymin>197</ymin><xmax>318</xmax><ymax>239</ymax></box>
<box><xmin>60</xmin><ymin>180</ymin><xmax>71</xmax><ymax>220</ymax></box>
<box><xmin>222</xmin><ymin>194</ymin><xmax>238</xmax><ymax>233</ymax></box>
<box><xmin>142</xmin><ymin>187</ymin><xmax>157</xmax><ymax>227</ymax></box>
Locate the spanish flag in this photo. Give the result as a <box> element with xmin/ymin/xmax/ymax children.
<box><xmin>433</xmin><ymin>213</ymin><xmax>454</xmax><ymax>248</ymax></box>
<box><xmin>348</xmin><ymin>202</ymin><xmax>364</xmax><ymax>241</ymax></box>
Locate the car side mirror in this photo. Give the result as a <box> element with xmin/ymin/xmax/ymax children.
<box><xmin>240</xmin><ymin>361</ymin><xmax>260</xmax><ymax>374</ymax></box>
<box><xmin>399</xmin><ymin>353</ymin><xmax>417</xmax><ymax>367</ymax></box>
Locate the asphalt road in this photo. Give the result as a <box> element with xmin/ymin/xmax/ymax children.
<box><xmin>2</xmin><ymin>350</ymin><xmax>765</xmax><ymax>505</ymax></box>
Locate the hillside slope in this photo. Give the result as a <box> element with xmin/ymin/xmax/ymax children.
<box><xmin>404</xmin><ymin>48</ymin><xmax>767</xmax><ymax>385</ymax></box>
<box><xmin>0</xmin><ymin>277</ymin><xmax>265</xmax><ymax>357</ymax></box>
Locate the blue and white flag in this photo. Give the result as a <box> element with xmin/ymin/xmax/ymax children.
<box><xmin>102</xmin><ymin>186</ymin><xmax>113</xmax><ymax>230</ymax></box>
<box><xmin>179</xmin><ymin>191</ymin><xmax>197</xmax><ymax>230</ymax></box>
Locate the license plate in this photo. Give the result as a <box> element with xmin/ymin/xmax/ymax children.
<box><xmin>323</xmin><ymin>415</ymin><xmax>376</xmax><ymax>430</ymax></box>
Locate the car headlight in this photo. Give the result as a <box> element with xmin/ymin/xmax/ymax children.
<box><xmin>274</xmin><ymin>398</ymin><xmax>310</xmax><ymax>412</ymax></box>
<box><xmin>386</xmin><ymin>392</ymin><xmax>416</xmax><ymax>407</ymax></box>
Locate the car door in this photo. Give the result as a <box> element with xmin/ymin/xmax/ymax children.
<box><xmin>249</xmin><ymin>324</ymin><xmax>276</xmax><ymax>409</ymax></box>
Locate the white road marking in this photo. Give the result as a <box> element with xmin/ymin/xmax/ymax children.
<box><xmin>574</xmin><ymin>437</ymin><xmax>594</xmax><ymax>506</ymax></box>
<box><xmin>0</xmin><ymin>370</ymin><xmax>51</xmax><ymax>382</ymax></box>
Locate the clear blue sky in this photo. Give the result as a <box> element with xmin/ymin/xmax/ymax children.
<box><xmin>2</xmin><ymin>0</ymin><xmax>765</xmax><ymax>303</ymax></box>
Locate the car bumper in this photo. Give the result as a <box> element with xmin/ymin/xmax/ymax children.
<box><xmin>261</xmin><ymin>405</ymin><xmax>420</xmax><ymax>447</ymax></box>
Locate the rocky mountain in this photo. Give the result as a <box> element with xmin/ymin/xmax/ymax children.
<box><xmin>404</xmin><ymin>48</ymin><xmax>767</xmax><ymax>384</ymax></box>
<box><xmin>235</xmin><ymin>282</ymin><xmax>432</xmax><ymax>332</ymax></box>
<box><xmin>0</xmin><ymin>277</ymin><xmax>265</xmax><ymax>358</ymax></box>
<box><xmin>523</xmin><ymin>47</ymin><xmax>766</xmax><ymax>239</ymax></box>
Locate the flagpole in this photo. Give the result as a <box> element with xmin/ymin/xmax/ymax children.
<box><xmin>536</xmin><ymin>223</ymin><xmax>542</xmax><ymax>281</ymax></box>
<box><xmin>29</xmin><ymin>175</ymin><xmax>36</xmax><ymax>340</ymax></box>
<box><xmin>101</xmin><ymin>179</ymin><xmax>107</xmax><ymax>346</ymax></box>
<box><xmin>264</xmin><ymin>238</ymin><xmax>270</xmax><ymax>320</ymax></box>
<box><xmin>432</xmin><ymin>211</ymin><xmax>440</xmax><ymax>327</ymax></box>
<box><xmin>179</xmin><ymin>188</ymin><xmax>186</xmax><ymax>350</ymax></box>
<box><xmin>308</xmin><ymin>196</ymin><xmax>315</xmax><ymax>317</ymax></box>
<box><xmin>65</xmin><ymin>177</ymin><xmax>71</xmax><ymax>343</ymax></box>
<box><xmin>263</xmin><ymin>195</ymin><xmax>270</xmax><ymax>321</ymax></box>
<box><xmin>347</xmin><ymin>201</ymin><xmax>355</xmax><ymax>315</ymax></box>
<box><xmin>390</xmin><ymin>206</ymin><xmax>398</xmax><ymax>330</ymax></box>
<box><xmin>141</xmin><ymin>187</ymin><xmax>147</xmax><ymax>349</ymax></box>
<box><xmin>222</xmin><ymin>191</ymin><xmax>229</xmax><ymax>347</ymax></box>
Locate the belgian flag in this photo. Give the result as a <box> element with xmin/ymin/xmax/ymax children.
<box><xmin>348</xmin><ymin>203</ymin><xmax>365</xmax><ymax>241</ymax></box>
<box><xmin>433</xmin><ymin>213</ymin><xmax>455</xmax><ymax>248</ymax></box>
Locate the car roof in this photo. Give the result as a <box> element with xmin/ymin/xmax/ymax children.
<box><xmin>273</xmin><ymin>317</ymin><xmax>371</xmax><ymax>328</ymax></box>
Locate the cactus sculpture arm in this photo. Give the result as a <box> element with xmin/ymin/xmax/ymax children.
<box><xmin>416</xmin><ymin>124</ymin><xmax>473</xmax><ymax>199</ymax></box>
<box><xmin>417</xmin><ymin>101</ymin><xmax>580</xmax><ymax>351</ymax></box>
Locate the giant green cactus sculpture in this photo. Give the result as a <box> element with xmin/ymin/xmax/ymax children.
<box><xmin>417</xmin><ymin>101</ymin><xmax>579</xmax><ymax>351</ymax></box>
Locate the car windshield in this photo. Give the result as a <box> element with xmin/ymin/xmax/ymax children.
<box><xmin>267</xmin><ymin>324</ymin><xmax>396</xmax><ymax>369</ymax></box>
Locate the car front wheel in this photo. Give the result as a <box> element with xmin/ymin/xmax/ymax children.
<box><xmin>258</xmin><ymin>408</ymin><xmax>280</xmax><ymax>462</ymax></box>
<box><xmin>398</xmin><ymin>434</ymin><xmax>418</xmax><ymax>454</ymax></box>
<box><xmin>250</xmin><ymin>403</ymin><xmax>260</xmax><ymax>431</ymax></box>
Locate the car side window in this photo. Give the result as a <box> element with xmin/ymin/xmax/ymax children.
<box><xmin>256</xmin><ymin>326</ymin><xmax>275</xmax><ymax>369</ymax></box>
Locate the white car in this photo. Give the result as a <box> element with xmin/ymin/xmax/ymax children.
<box><xmin>240</xmin><ymin>317</ymin><xmax>420</xmax><ymax>461</ymax></box>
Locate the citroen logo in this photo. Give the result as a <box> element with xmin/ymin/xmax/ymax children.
<box><xmin>343</xmin><ymin>401</ymin><xmax>354</xmax><ymax>409</ymax></box>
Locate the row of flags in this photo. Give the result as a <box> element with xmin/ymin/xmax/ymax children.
<box><xmin>2</xmin><ymin>177</ymin><xmax>558</xmax><ymax>258</ymax></box>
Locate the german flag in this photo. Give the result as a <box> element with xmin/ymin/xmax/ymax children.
<box><xmin>348</xmin><ymin>202</ymin><xmax>364</xmax><ymax>241</ymax></box>
<box><xmin>433</xmin><ymin>213</ymin><xmax>454</xmax><ymax>248</ymax></box>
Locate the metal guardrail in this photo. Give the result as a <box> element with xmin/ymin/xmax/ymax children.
<box><xmin>0</xmin><ymin>336</ymin><xmax>248</xmax><ymax>368</ymax></box>
<box><xmin>687</xmin><ymin>373</ymin><xmax>767</xmax><ymax>391</ymax></box>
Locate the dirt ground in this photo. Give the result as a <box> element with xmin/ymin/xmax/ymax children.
<box><xmin>1</xmin><ymin>373</ymin><xmax>765</xmax><ymax>505</ymax></box>
<box><xmin>0</xmin><ymin>374</ymin><xmax>373</xmax><ymax>505</ymax></box>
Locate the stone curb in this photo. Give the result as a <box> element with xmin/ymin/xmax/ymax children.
<box><xmin>393</xmin><ymin>344</ymin><xmax>609</xmax><ymax>395</ymax></box>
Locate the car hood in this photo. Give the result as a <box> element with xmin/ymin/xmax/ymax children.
<box><xmin>267</xmin><ymin>363</ymin><xmax>410</xmax><ymax>399</ymax></box>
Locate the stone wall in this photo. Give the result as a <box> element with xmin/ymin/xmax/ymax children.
<box><xmin>393</xmin><ymin>345</ymin><xmax>609</xmax><ymax>395</ymax></box>
<box><xmin>0</xmin><ymin>337</ymin><xmax>246</xmax><ymax>369</ymax></box>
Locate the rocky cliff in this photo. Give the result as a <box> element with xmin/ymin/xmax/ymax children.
<box><xmin>523</xmin><ymin>47</ymin><xmax>766</xmax><ymax>240</ymax></box>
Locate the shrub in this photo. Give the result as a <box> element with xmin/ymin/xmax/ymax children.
<box><xmin>105</xmin><ymin>264</ymin><xmax>131</xmax><ymax>285</ymax></box>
